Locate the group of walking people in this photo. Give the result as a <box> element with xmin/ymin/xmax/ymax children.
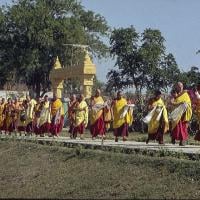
<box><xmin>0</xmin><ymin>93</ymin><xmax>64</xmax><ymax>137</ymax></box>
<box><xmin>68</xmin><ymin>89</ymin><xmax>134</xmax><ymax>141</ymax></box>
<box><xmin>1</xmin><ymin>81</ymin><xmax>200</xmax><ymax>146</ymax></box>
<box><xmin>144</xmin><ymin>81</ymin><xmax>200</xmax><ymax>146</ymax></box>
<box><xmin>67</xmin><ymin>81</ymin><xmax>200</xmax><ymax>146</ymax></box>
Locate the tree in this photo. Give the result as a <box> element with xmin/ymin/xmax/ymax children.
<box><xmin>178</xmin><ymin>66</ymin><xmax>200</xmax><ymax>88</ymax></box>
<box><xmin>107</xmin><ymin>26</ymin><xmax>180</xmax><ymax>94</ymax></box>
<box><xmin>107</xmin><ymin>26</ymin><xmax>144</xmax><ymax>94</ymax></box>
<box><xmin>147</xmin><ymin>53</ymin><xmax>180</xmax><ymax>92</ymax></box>
<box><xmin>63</xmin><ymin>78</ymin><xmax>81</xmax><ymax>97</ymax></box>
<box><xmin>92</xmin><ymin>75</ymin><xmax>106</xmax><ymax>94</ymax></box>
<box><xmin>0</xmin><ymin>0</ymin><xmax>110</xmax><ymax>97</ymax></box>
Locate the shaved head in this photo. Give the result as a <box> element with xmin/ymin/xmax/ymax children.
<box><xmin>78</xmin><ymin>94</ymin><xmax>84</xmax><ymax>102</ymax></box>
<box><xmin>117</xmin><ymin>91</ymin><xmax>122</xmax><ymax>100</ymax></box>
<box><xmin>175</xmin><ymin>82</ymin><xmax>184</xmax><ymax>94</ymax></box>
<box><xmin>53</xmin><ymin>93</ymin><xmax>58</xmax><ymax>100</ymax></box>
<box><xmin>70</xmin><ymin>94</ymin><xmax>76</xmax><ymax>101</ymax></box>
<box><xmin>177</xmin><ymin>82</ymin><xmax>183</xmax><ymax>90</ymax></box>
<box><xmin>95</xmin><ymin>89</ymin><xmax>101</xmax><ymax>97</ymax></box>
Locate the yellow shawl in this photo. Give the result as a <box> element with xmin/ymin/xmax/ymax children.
<box><xmin>171</xmin><ymin>91</ymin><xmax>192</xmax><ymax>130</ymax></box>
<box><xmin>39</xmin><ymin>101</ymin><xmax>51</xmax><ymax>125</ymax></box>
<box><xmin>90</xmin><ymin>96</ymin><xmax>104</xmax><ymax>125</ymax></box>
<box><xmin>113</xmin><ymin>98</ymin><xmax>128</xmax><ymax>129</ymax></box>
<box><xmin>51</xmin><ymin>99</ymin><xmax>64</xmax><ymax>117</ymax></box>
<box><xmin>148</xmin><ymin>98</ymin><xmax>169</xmax><ymax>134</ymax></box>
<box><xmin>0</xmin><ymin>103</ymin><xmax>5</xmax><ymax>127</ymax></box>
<box><xmin>75</xmin><ymin>100</ymin><xmax>88</xmax><ymax>127</ymax></box>
<box><xmin>25</xmin><ymin>99</ymin><xmax>37</xmax><ymax>125</ymax></box>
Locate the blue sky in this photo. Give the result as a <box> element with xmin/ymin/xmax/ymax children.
<box><xmin>1</xmin><ymin>0</ymin><xmax>200</xmax><ymax>82</ymax></box>
<box><xmin>81</xmin><ymin>0</ymin><xmax>200</xmax><ymax>81</ymax></box>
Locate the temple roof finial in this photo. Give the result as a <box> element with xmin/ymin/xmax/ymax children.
<box><xmin>84</xmin><ymin>51</ymin><xmax>93</xmax><ymax>65</ymax></box>
<box><xmin>54</xmin><ymin>56</ymin><xmax>62</xmax><ymax>69</ymax></box>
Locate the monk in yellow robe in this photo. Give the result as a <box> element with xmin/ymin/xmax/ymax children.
<box><xmin>24</xmin><ymin>96</ymin><xmax>37</xmax><ymax>135</ymax></box>
<box><xmin>72</xmin><ymin>94</ymin><xmax>88</xmax><ymax>139</ymax></box>
<box><xmin>90</xmin><ymin>89</ymin><xmax>105</xmax><ymax>139</ymax></box>
<box><xmin>0</xmin><ymin>98</ymin><xmax>6</xmax><ymax>133</ymax></box>
<box><xmin>103</xmin><ymin>98</ymin><xmax>112</xmax><ymax>132</ymax></box>
<box><xmin>2</xmin><ymin>98</ymin><xmax>15</xmax><ymax>135</ymax></box>
<box><xmin>170</xmin><ymin>82</ymin><xmax>192</xmax><ymax>146</ymax></box>
<box><xmin>33</xmin><ymin>97</ymin><xmax>43</xmax><ymax>136</ymax></box>
<box><xmin>17</xmin><ymin>99</ymin><xmax>27</xmax><ymax>135</ymax></box>
<box><xmin>50</xmin><ymin>93</ymin><xmax>64</xmax><ymax>137</ymax></box>
<box><xmin>68</xmin><ymin>94</ymin><xmax>77</xmax><ymax>137</ymax></box>
<box><xmin>12</xmin><ymin>97</ymin><xmax>21</xmax><ymax>133</ymax></box>
<box><xmin>145</xmin><ymin>90</ymin><xmax>169</xmax><ymax>144</ymax></box>
<box><xmin>38</xmin><ymin>95</ymin><xmax>51</xmax><ymax>136</ymax></box>
<box><xmin>112</xmin><ymin>91</ymin><xmax>131</xmax><ymax>142</ymax></box>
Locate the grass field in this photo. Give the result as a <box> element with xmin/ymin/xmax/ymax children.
<box><xmin>1</xmin><ymin>140</ymin><xmax>200</xmax><ymax>199</ymax></box>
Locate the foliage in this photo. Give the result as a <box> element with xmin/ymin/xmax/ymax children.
<box><xmin>92</xmin><ymin>75</ymin><xmax>106</xmax><ymax>94</ymax></box>
<box><xmin>0</xmin><ymin>0</ymin><xmax>110</xmax><ymax>97</ymax></box>
<box><xmin>63</xmin><ymin>78</ymin><xmax>81</xmax><ymax>97</ymax></box>
<box><xmin>175</xmin><ymin>66</ymin><xmax>200</xmax><ymax>89</ymax></box>
<box><xmin>106</xmin><ymin>26</ymin><xmax>180</xmax><ymax>94</ymax></box>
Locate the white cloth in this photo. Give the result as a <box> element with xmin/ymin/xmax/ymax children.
<box><xmin>169</xmin><ymin>103</ymin><xmax>187</xmax><ymax>121</ymax></box>
<box><xmin>142</xmin><ymin>106</ymin><xmax>157</xmax><ymax>124</ymax></box>
<box><xmin>92</xmin><ymin>101</ymin><xmax>110</xmax><ymax>113</ymax></box>
<box><xmin>54</xmin><ymin>108</ymin><xmax>61</xmax><ymax>125</ymax></box>
<box><xmin>195</xmin><ymin>91</ymin><xmax>200</xmax><ymax>100</ymax></box>
<box><xmin>120</xmin><ymin>104</ymin><xmax>135</xmax><ymax>119</ymax></box>
<box><xmin>92</xmin><ymin>103</ymin><xmax>105</xmax><ymax>112</ymax></box>
<box><xmin>156</xmin><ymin>107</ymin><xmax>164</xmax><ymax>121</ymax></box>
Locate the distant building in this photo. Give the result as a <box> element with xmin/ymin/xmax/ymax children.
<box><xmin>0</xmin><ymin>90</ymin><xmax>28</xmax><ymax>100</ymax></box>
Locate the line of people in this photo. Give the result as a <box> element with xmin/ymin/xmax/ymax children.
<box><xmin>68</xmin><ymin>89</ymin><xmax>134</xmax><ymax>142</ymax></box>
<box><xmin>143</xmin><ymin>82</ymin><xmax>200</xmax><ymax>146</ymax></box>
<box><xmin>0</xmin><ymin>93</ymin><xmax>64</xmax><ymax>137</ymax></box>
<box><xmin>68</xmin><ymin>82</ymin><xmax>200</xmax><ymax>146</ymax></box>
<box><xmin>1</xmin><ymin>81</ymin><xmax>200</xmax><ymax>146</ymax></box>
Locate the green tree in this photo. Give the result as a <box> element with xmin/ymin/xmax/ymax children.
<box><xmin>107</xmin><ymin>26</ymin><xmax>144</xmax><ymax>94</ymax></box>
<box><xmin>0</xmin><ymin>0</ymin><xmax>110</xmax><ymax>97</ymax></box>
<box><xmin>107</xmin><ymin>26</ymin><xmax>180</xmax><ymax>94</ymax></box>
<box><xmin>178</xmin><ymin>66</ymin><xmax>200</xmax><ymax>88</ymax></box>
<box><xmin>147</xmin><ymin>53</ymin><xmax>180</xmax><ymax>92</ymax></box>
<box><xmin>92</xmin><ymin>75</ymin><xmax>105</xmax><ymax>94</ymax></box>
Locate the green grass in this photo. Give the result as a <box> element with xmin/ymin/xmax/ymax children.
<box><xmin>1</xmin><ymin>140</ymin><xmax>200</xmax><ymax>199</ymax></box>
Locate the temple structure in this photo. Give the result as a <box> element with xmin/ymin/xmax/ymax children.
<box><xmin>49</xmin><ymin>51</ymin><xmax>96</xmax><ymax>98</ymax></box>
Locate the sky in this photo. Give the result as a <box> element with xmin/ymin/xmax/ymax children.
<box><xmin>81</xmin><ymin>0</ymin><xmax>200</xmax><ymax>81</ymax></box>
<box><xmin>1</xmin><ymin>0</ymin><xmax>200</xmax><ymax>82</ymax></box>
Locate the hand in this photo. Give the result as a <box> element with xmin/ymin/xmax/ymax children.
<box><xmin>170</xmin><ymin>98</ymin><xmax>175</xmax><ymax>104</ymax></box>
<box><xmin>84</xmin><ymin>123</ymin><xmax>88</xmax><ymax>128</ymax></box>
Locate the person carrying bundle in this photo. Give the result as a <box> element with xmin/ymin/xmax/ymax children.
<box><xmin>143</xmin><ymin>90</ymin><xmax>169</xmax><ymax>145</ymax></box>
<box><xmin>169</xmin><ymin>82</ymin><xmax>192</xmax><ymax>146</ymax></box>
<box><xmin>50</xmin><ymin>93</ymin><xmax>64</xmax><ymax>137</ymax></box>
<box><xmin>71</xmin><ymin>94</ymin><xmax>88</xmax><ymax>139</ymax></box>
<box><xmin>112</xmin><ymin>91</ymin><xmax>133</xmax><ymax>142</ymax></box>
<box><xmin>90</xmin><ymin>89</ymin><xmax>105</xmax><ymax>140</ymax></box>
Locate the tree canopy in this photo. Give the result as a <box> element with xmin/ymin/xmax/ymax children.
<box><xmin>106</xmin><ymin>26</ymin><xmax>181</xmax><ymax>94</ymax></box>
<box><xmin>0</xmin><ymin>1</ymin><xmax>199</xmax><ymax>97</ymax></box>
<box><xmin>0</xmin><ymin>0</ymin><xmax>110</xmax><ymax>97</ymax></box>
